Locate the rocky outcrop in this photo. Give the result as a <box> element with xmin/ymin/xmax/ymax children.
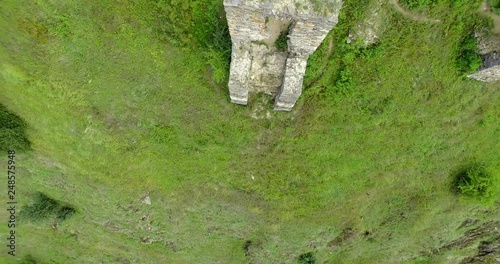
<box><xmin>224</xmin><ymin>0</ymin><xmax>342</xmax><ymax>111</ymax></box>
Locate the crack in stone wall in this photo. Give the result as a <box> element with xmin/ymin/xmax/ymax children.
<box><xmin>224</xmin><ymin>0</ymin><xmax>342</xmax><ymax>111</ymax></box>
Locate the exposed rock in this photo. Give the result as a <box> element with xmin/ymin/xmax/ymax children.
<box><xmin>468</xmin><ymin>52</ymin><xmax>500</xmax><ymax>82</ymax></box>
<box><xmin>469</xmin><ymin>32</ymin><xmax>500</xmax><ymax>82</ymax></box>
<box><xmin>224</xmin><ymin>0</ymin><xmax>342</xmax><ymax>111</ymax></box>
<box><xmin>247</xmin><ymin>43</ymin><xmax>288</xmax><ymax>95</ymax></box>
<box><xmin>482</xmin><ymin>52</ymin><xmax>500</xmax><ymax>68</ymax></box>
<box><xmin>141</xmin><ymin>193</ymin><xmax>151</xmax><ymax>206</ymax></box>
<box><xmin>348</xmin><ymin>0</ymin><xmax>386</xmax><ymax>46</ymax></box>
<box><xmin>140</xmin><ymin>236</ymin><xmax>152</xmax><ymax>244</ymax></box>
<box><xmin>476</xmin><ymin>33</ymin><xmax>500</xmax><ymax>55</ymax></box>
<box><xmin>275</xmin><ymin>55</ymin><xmax>308</xmax><ymax>110</ymax></box>
<box><xmin>438</xmin><ymin>221</ymin><xmax>499</xmax><ymax>252</ymax></box>
<box><xmin>460</xmin><ymin>238</ymin><xmax>500</xmax><ymax>263</ymax></box>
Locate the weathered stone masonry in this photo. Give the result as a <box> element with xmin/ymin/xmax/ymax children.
<box><xmin>224</xmin><ymin>0</ymin><xmax>342</xmax><ymax>111</ymax></box>
<box><xmin>468</xmin><ymin>34</ymin><xmax>500</xmax><ymax>82</ymax></box>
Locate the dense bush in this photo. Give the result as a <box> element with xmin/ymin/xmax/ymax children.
<box><xmin>334</xmin><ymin>68</ymin><xmax>355</xmax><ymax>95</ymax></box>
<box><xmin>0</xmin><ymin>104</ymin><xmax>31</xmax><ymax>151</ymax></box>
<box><xmin>455</xmin><ymin>35</ymin><xmax>482</xmax><ymax>74</ymax></box>
<box><xmin>154</xmin><ymin>0</ymin><xmax>232</xmax><ymax>84</ymax></box>
<box><xmin>453</xmin><ymin>164</ymin><xmax>496</xmax><ymax>202</ymax></box>
<box><xmin>329</xmin><ymin>40</ymin><xmax>382</xmax><ymax>96</ymax></box>
<box><xmin>21</xmin><ymin>192</ymin><xmax>76</xmax><ymax>222</ymax></box>
<box><xmin>450</xmin><ymin>12</ymin><xmax>489</xmax><ymax>76</ymax></box>
<box><xmin>298</xmin><ymin>252</ymin><xmax>316</xmax><ymax>264</ymax></box>
<box><xmin>488</xmin><ymin>0</ymin><xmax>500</xmax><ymax>15</ymax></box>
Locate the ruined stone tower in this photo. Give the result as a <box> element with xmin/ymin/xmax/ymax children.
<box><xmin>468</xmin><ymin>34</ymin><xmax>500</xmax><ymax>82</ymax></box>
<box><xmin>224</xmin><ymin>0</ymin><xmax>342</xmax><ymax>111</ymax></box>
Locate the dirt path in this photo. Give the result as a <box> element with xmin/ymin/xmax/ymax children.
<box><xmin>478</xmin><ymin>1</ymin><xmax>500</xmax><ymax>34</ymax></box>
<box><xmin>389</xmin><ymin>0</ymin><xmax>441</xmax><ymax>23</ymax></box>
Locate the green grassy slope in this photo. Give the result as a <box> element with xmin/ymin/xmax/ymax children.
<box><xmin>0</xmin><ymin>0</ymin><xmax>499</xmax><ymax>263</ymax></box>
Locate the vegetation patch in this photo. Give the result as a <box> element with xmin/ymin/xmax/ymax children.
<box><xmin>154</xmin><ymin>0</ymin><xmax>231</xmax><ymax>84</ymax></box>
<box><xmin>455</xmin><ymin>34</ymin><xmax>483</xmax><ymax>75</ymax></box>
<box><xmin>298</xmin><ymin>252</ymin><xmax>316</xmax><ymax>264</ymax></box>
<box><xmin>488</xmin><ymin>0</ymin><xmax>500</xmax><ymax>15</ymax></box>
<box><xmin>400</xmin><ymin>0</ymin><xmax>436</xmax><ymax>9</ymax></box>
<box><xmin>309</xmin><ymin>0</ymin><xmax>341</xmax><ymax>15</ymax></box>
<box><xmin>275</xmin><ymin>23</ymin><xmax>293</xmax><ymax>52</ymax></box>
<box><xmin>243</xmin><ymin>240</ymin><xmax>252</xmax><ymax>257</ymax></box>
<box><xmin>0</xmin><ymin>103</ymin><xmax>31</xmax><ymax>151</ymax></box>
<box><xmin>21</xmin><ymin>192</ymin><xmax>76</xmax><ymax>222</ymax></box>
<box><xmin>452</xmin><ymin>164</ymin><xmax>496</xmax><ymax>202</ymax></box>
<box><xmin>20</xmin><ymin>254</ymin><xmax>39</xmax><ymax>264</ymax></box>
<box><xmin>1</xmin><ymin>0</ymin><xmax>499</xmax><ymax>262</ymax></box>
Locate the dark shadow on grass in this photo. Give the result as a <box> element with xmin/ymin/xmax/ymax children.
<box><xmin>21</xmin><ymin>192</ymin><xmax>76</xmax><ymax>223</ymax></box>
<box><xmin>0</xmin><ymin>103</ymin><xmax>31</xmax><ymax>152</ymax></box>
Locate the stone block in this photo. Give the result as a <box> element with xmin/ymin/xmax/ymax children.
<box><xmin>274</xmin><ymin>55</ymin><xmax>308</xmax><ymax>111</ymax></box>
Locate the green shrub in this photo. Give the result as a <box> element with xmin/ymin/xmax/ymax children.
<box><xmin>333</xmin><ymin>68</ymin><xmax>355</xmax><ymax>95</ymax></box>
<box><xmin>57</xmin><ymin>206</ymin><xmax>76</xmax><ymax>221</ymax></box>
<box><xmin>298</xmin><ymin>252</ymin><xmax>316</xmax><ymax>264</ymax></box>
<box><xmin>455</xmin><ymin>35</ymin><xmax>482</xmax><ymax>74</ymax></box>
<box><xmin>453</xmin><ymin>164</ymin><xmax>496</xmax><ymax>201</ymax></box>
<box><xmin>204</xmin><ymin>48</ymin><xmax>230</xmax><ymax>84</ymax></box>
<box><xmin>191</xmin><ymin>1</ymin><xmax>231</xmax><ymax>53</ymax></box>
<box><xmin>21</xmin><ymin>192</ymin><xmax>76</xmax><ymax>222</ymax></box>
<box><xmin>276</xmin><ymin>23</ymin><xmax>293</xmax><ymax>52</ymax></box>
<box><xmin>243</xmin><ymin>240</ymin><xmax>252</xmax><ymax>256</ymax></box>
<box><xmin>0</xmin><ymin>104</ymin><xmax>31</xmax><ymax>151</ymax></box>
<box><xmin>153</xmin><ymin>0</ymin><xmax>232</xmax><ymax>84</ymax></box>
<box><xmin>488</xmin><ymin>0</ymin><xmax>500</xmax><ymax>15</ymax></box>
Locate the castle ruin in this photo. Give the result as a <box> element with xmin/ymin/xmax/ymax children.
<box><xmin>223</xmin><ymin>0</ymin><xmax>342</xmax><ymax>111</ymax></box>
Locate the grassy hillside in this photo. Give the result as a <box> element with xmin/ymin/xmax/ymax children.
<box><xmin>0</xmin><ymin>0</ymin><xmax>499</xmax><ymax>263</ymax></box>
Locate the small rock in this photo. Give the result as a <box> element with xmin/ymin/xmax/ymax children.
<box><xmin>166</xmin><ymin>241</ymin><xmax>178</xmax><ymax>252</ymax></box>
<box><xmin>140</xmin><ymin>236</ymin><xmax>152</xmax><ymax>244</ymax></box>
<box><xmin>141</xmin><ymin>195</ymin><xmax>151</xmax><ymax>206</ymax></box>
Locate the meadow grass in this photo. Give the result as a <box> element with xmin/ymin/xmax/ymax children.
<box><xmin>0</xmin><ymin>0</ymin><xmax>499</xmax><ymax>263</ymax></box>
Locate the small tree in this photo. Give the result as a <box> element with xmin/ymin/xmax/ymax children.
<box><xmin>453</xmin><ymin>164</ymin><xmax>496</xmax><ymax>202</ymax></box>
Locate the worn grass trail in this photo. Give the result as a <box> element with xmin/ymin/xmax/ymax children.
<box><xmin>480</xmin><ymin>0</ymin><xmax>500</xmax><ymax>33</ymax></box>
<box><xmin>390</xmin><ymin>0</ymin><xmax>441</xmax><ymax>22</ymax></box>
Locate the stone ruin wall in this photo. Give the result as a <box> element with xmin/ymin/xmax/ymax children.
<box><xmin>468</xmin><ymin>33</ymin><xmax>500</xmax><ymax>82</ymax></box>
<box><xmin>224</xmin><ymin>0</ymin><xmax>341</xmax><ymax>111</ymax></box>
